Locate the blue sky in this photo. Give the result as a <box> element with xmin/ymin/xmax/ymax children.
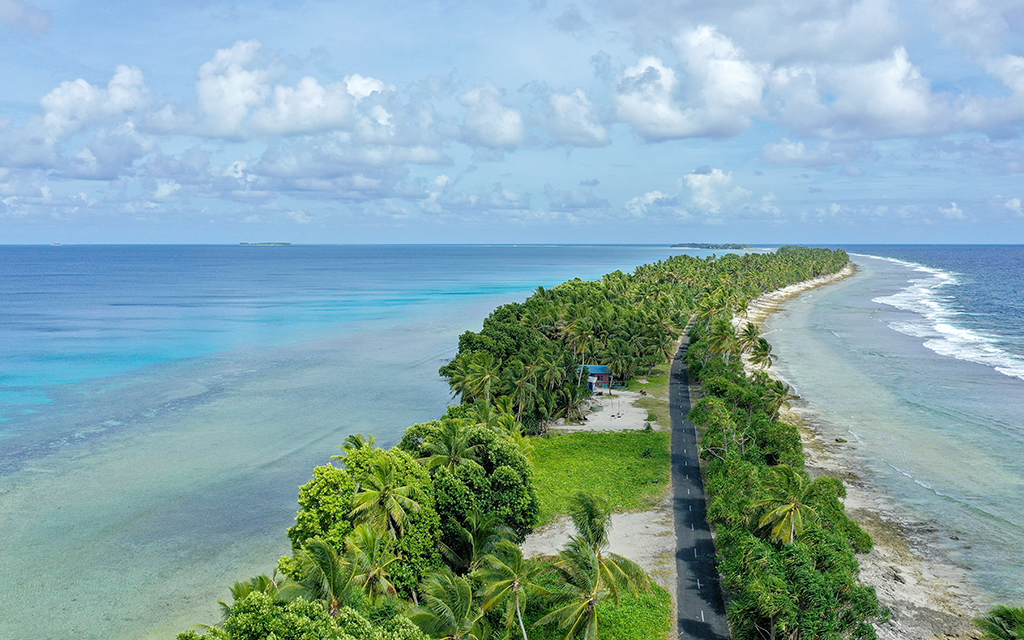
<box><xmin>1</xmin><ymin>0</ymin><xmax>1023</xmax><ymax>244</ymax></box>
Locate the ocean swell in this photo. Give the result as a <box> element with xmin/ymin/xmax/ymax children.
<box><xmin>861</xmin><ymin>255</ymin><xmax>1024</xmax><ymax>382</ymax></box>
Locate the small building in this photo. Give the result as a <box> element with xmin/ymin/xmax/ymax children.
<box><xmin>581</xmin><ymin>364</ymin><xmax>613</xmax><ymax>390</ymax></box>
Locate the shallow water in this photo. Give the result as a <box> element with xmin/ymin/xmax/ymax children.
<box><xmin>0</xmin><ymin>245</ymin><xmax>682</xmax><ymax>640</ymax></box>
<box><xmin>765</xmin><ymin>251</ymin><xmax>1024</xmax><ymax>603</ymax></box>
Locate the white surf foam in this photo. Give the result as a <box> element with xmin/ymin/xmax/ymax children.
<box><xmin>856</xmin><ymin>254</ymin><xmax>1024</xmax><ymax>382</ymax></box>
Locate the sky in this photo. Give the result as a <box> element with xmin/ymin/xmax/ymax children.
<box><xmin>1</xmin><ymin>0</ymin><xmax>1023</xmax><ymax>244</ymax></box>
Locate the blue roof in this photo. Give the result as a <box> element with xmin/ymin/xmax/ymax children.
<box><xmin>581</xmin><ymin>365</ymin><xmax>610</xmax><ymax>374</ymax></box>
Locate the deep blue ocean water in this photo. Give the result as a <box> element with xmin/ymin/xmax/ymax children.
<box><xmin>767</xmin><ymin>245</ymin><xmax>1024</xmax><ymax>604</ymax></box>
<box><xmin>0</xmin><ymin>244</ymin><xmax>690</xmax><ymax>640</ymax></box>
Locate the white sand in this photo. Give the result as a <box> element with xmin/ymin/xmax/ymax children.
<box><xmin>552</xmin><ymin>389</ymin><xmax>659</xmax><ymax>432</ymax></box>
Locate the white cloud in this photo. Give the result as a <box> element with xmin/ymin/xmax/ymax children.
<box><xmin>195</xmin><ymin>40</ymin><xmax>274</xmax><ymax>137</ymax></box>
<box><xmin>458</xmin><ymin>83</ymin><xmax>524</xmax><ymax>149</ymax></box>
<box><xmin>624</xmin><ymin>190</ymin><xmax>678</xmax><ymax>217</ymax></box>
<box><xmin>153</xmin><ymin>180</ymin><xmax>181</xmax><ymax>200</ymax></box>
<box><xmin>249</xmin><ymin>76</ymin><xmax>356</xmax><ymax>136</ymax></box>
<box><xmin>1005</xmin><ymin>197</ymin><xmax>1022</xmax><ymax>215</ymax></box>
<box><xmin>940</xmin><ymin>201</ymin><xmax>965</xmax><ymax>219</ymax></box>
<box><xmin>344</xmin><ymin>74</ymin><xmax>393</xmax><ymax>102</ymax></box>
<box><xmin>683</xmin><ymin>168</ymin><xmax>752</xmax><ymax>213</ymax></box>
<box><xmin>540</xmin><ymin>89</ymin><xmax>609</xmax><ymax>147</ymax></box>
<box><xmin>39</xmin><ymin>65</ymin><xmax>151</xmax><ymax>140</ymax></box>
<box><xmin>288</xmin><ymin>210</ymin><xmax>312</xmax><ymax>223</ymax></box>
<box><xmin>614</xmin><ymin>27</ymin><xmax>764</xmax><ymax>140</ymax></box>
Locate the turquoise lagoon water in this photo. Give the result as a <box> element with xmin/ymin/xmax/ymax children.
<box><xmin>765</xmin><ymin>246</ymin><xmax>1024</xmax><ymax>604</ymax></box>
<box><xmin>0</xmin><ymin>245</ymin><xmax>688</xmax><ymax>640</ymax></box>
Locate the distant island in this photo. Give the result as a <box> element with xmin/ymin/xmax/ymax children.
<box><xmin>239</xmin><ymin>242</ymin><xmax>292</xmax><ymax>246</ymax></box>
<box><xmin>671</xmin><ymin>242</ymin><xmax>751</xmax><ymax>249</ymax></box>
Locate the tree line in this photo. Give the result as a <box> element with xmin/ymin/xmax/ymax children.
<box><xmin>181</xmin><ymin>245</ymin><xmax>896</xmax><ymax>640</ymax></box>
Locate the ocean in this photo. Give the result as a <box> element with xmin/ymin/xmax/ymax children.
<box><xmin>764</xmin><ymin>245</ymin><xmax>1024</xmax><ymax>604</ymax></box>
<box><xmin>0</xmin><ymin>244</ymin><xmax>687</xmax><ymax>640</ymax></box>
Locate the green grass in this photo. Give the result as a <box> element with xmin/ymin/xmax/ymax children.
<box><xmin>597</xmin><ymin>585</ymin><xmax>673</xmax><ymax>640</ymax></box>
<box><xmin>531</xmin><ymin>430</ymin><xmax>671</xmax><ymax>524</ymax></box>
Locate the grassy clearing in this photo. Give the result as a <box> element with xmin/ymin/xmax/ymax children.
<box><xmin>531</xmin><ymin>430</ymin><xmax>671</xmax><ymax>524</ymax></box>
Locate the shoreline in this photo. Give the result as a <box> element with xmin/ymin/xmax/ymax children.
<box><xmin>737</xmin><ymin>261</ymin><xmax>989</xmax><ymax>640</ymax></box>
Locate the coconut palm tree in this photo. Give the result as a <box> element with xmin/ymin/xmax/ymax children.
<box><xmin>347</xmin><ymin>522</ymin><xmax>400</xmax><ymax>605</ymax></box>
<box><xmin>749</xmin><ymin>337</ymin><xmax>778</xmax><ymax>370</ymax></box>
<box><xmin>466</xmin><ymin>351</ymin><xmax>501</xmax><ymax>405</ymax></box>
<box><xmin>331</xmin><ymin>433</ymin><xmax>376</xmax><ymax>461</ymax></box>
<box><xmin>440</xmin><ymin>508</ymin><xmax>516</xmax><ymax>575</ymax></box>
<box><xmin>738</xmin><ymin>322</ymin><xmax>760</xmax><ymax>353</ymax></box>
<box><xmin>750</xmin><ymin>465</ymin><xmax>817</xmax><ymax>544</ymax></box>
<box><xmin>350</xmin><ymin>456</ymin><xmax>421</xmax><ymax>538</ymax></box>
<box><xmin>535</xmin><ymin>492</ymin><xmax>650</xmax><ymax>640</ymax></box>
<box><xmin>217</xmin><ymin>574</ymin><xmax>285</xmax><ymax>620</ymax></box>
<box><xmin>475</xmin><ymin>541</ymin><xmax>548</xmax><ymax>640</ymax></box>
<box><xmin>292</xmin><ymin>537</ymin><xmax>356</xmax><ymax>617</ymax></box>
<box><xmin>410</xmin><ymin>567</ymin><xmax>487</xmax><ymax>640</ymax></box>
<box><xmin>976</xmin><ymin>606</ymin><xmax>1024</xmax><ymax>640</ymax></box>
<box><xmin>419</xmin><ymin>418</ymin><xmax>484</xmax><ymax>472</ymax></box>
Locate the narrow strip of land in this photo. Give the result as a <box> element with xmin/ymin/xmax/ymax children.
<box><xmin>671</xmin><ymin>338</ymin><xmax>730</xmax><ymax>639</ymax></box>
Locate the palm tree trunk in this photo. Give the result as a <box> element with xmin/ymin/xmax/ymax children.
<box><xmin>516</xmin><ymin>597</ymin><xmax>529</xmax><ymax>640</ymax></box>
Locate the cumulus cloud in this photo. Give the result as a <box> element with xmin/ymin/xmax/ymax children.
<box><xmin>614</xmin><ymin>27</ymin><xmax>764</xmax><ymax>140</ymax></box>
<box><xmin>458</xmin><ymin>83</ymin><xmax>524</xmax><ymax>149</ymax></box>
<box><xmin>538</xmin><ymin>89</ymin><xmax>609</xmax><ymax>146</ymax></box>
<box><xmin>683</xmin><ymin>168</ymin><xmax>752</xmax><ymax>213</ymax></box>
<box><xmin>1004</xmin><ymin>197</ymin><xmax>1022</xmax><ymax>215</ymax></box>
<box><xmin>39</xmin><ymin>65</ymin><xmax>151</xmax><ymax>140</ymax></box>
<box><xmin>625</xmin><ymin>190</ymin><xmax>679</xmax><ymax>217</ymax></box>
<box><xmin>0</xmin><ymin>0</ymin><xmax>50</xmax><ymax>36</ymax></box>
<box><xmin>66</xmin><ymin>122</ymin><xmax>154</xmax><ymax>179</ymax></box>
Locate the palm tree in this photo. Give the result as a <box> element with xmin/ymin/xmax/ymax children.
<box><xmin>763</xmin><ymin>380</ymin><xmax>796</xmax><ymax>421</ymax></box>
<box><xmin>347</xmin><ymin>522</ymin><xmax>400</xmax><ymax>605</ymax></box>
<box><xmin>466</xmin><ymin>351</ymin><xmax>501</xmax><ymax>405</ymax></box>
<box><xmin>738</xmin><ymin>322</ymin><xmax>760</xmax><ymax>354</ymax></box>
<box><xmin>292</xmin><ymin>537</ymin><xmax>356</xmax><ymax>617</ymax></box>
<box><xmin>440</xmin><ymin>509</ymin><xmax>516</xmax><ymax>575</ymax></box>
<box><xmin>476</xmin><ymin>541</ymin><xmax>549</xmax><ymax>640</ymax></box>
<box><xmin>567</xmin><ymin>492</ymin><xmax>610</xmax><ymax>552</ymax></box>
<box><xmin>536</xmin><ymin>492</ymin><xmax>650</xmax><ymax>640</ymax></box>
<box><xmin>749</xmin><ymin>337</ymin><xmax>778</xmax><ymax>370</ymax></box>
<box><xmin>350</xmin><ymin>456</ymin><xmax>421</xmax><ymax>538</ymax></box>
<box><xmin>976</xmin><ymin>606</ymin><xmax>1024</xmax><ymax>640</ymax></box>
<box><xmin>419</xmin><ymin>419</ymin><xmax>484</xmax><ymax>472</ymax></box>
<box><xmin>750</xmin><ymin>465</ymin><xmax>817</xmax><ymax>544</ymax></box>
<box><xmin>410</xmin><ymin>567</ymin><xmax>487</xmax><ymax>640</ymax></box>
<box><xmin>217</xmin><ymin>574</ymin><xmax>284</xmax><ymax>619</ymax></box>
<box><xmin>332</xmin><ymin>433</ymin><xmax>376</xmax><ymax>461</ymax></box>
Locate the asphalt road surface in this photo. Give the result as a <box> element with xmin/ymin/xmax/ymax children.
<box><xmin>671</xmin><ymin>338</ymin><xmax>731</xmax><ymax>639</ymax></box>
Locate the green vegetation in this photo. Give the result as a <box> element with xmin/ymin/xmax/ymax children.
<box><xmin>976</xmin><ymin>605</ymin><xmax>1024</xmax><ymax>639</ymax></box>
<box><xmin>686</xmin><ymin>319</ymin><xmax>883</xmax><ymax>640</ymax></box>
<box><xmin>671</xmin><ymin>243</ymin><xmax>752</xmax><ymax>249</ymax></box>
<box><xmin>181</xmin><ymin>245</ymin><xmax>867</xmax><ymax>640</ymax></box>
<box><xmin>531</xmin><ymin>431</ymin><xmax>670</xmax><ymax>525</ymax></box>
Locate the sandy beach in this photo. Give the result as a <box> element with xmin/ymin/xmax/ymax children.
<box><xmin>737</xmin><ymin>262</ymin><xmax>990</xmax><ymax>640</ymax></box>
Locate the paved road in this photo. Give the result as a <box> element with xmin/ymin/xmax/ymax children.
<box><xmin>671</xmin><ymin>337</ymin><xmax>731</xmax><ymax>639</ymax></box>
